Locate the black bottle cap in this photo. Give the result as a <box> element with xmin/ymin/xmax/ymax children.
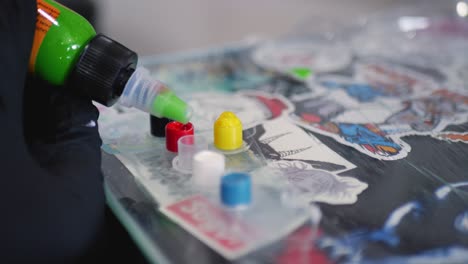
<box><xmin>150</xmin><ymin>115</ymin><xmax>171</xmax><ymax>137</ymax></box>
<box><xmin>68</xmin><ymin>34</ymin><xmax>138</xmax><ymax>106</ymax></box>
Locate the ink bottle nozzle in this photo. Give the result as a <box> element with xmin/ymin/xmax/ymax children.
<box><xmin>67</xmin><ymin>34</ymin><xmax>190</xmax><ymax>123</ymax></box>
<box><xmin>118</xmin><ymin>67</ymin><xmax>192</xmax><ymax>124</ymax></box>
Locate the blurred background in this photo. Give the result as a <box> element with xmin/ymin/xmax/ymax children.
<box><xmin>58</xmin><ymin>0</ymin><xmax>460</xmax><ymax>56</ymax></box>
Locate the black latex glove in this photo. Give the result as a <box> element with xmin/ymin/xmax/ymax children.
<box><xmin>1</xmin><ymin>0</ymin><xmax>106</xmax><ymax>262</ymax></box>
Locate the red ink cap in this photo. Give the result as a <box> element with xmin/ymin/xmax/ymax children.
<box><xmin>166</xmin><ymin>121</ymin><xmax>194</xmax><ymax>152</ymax></box>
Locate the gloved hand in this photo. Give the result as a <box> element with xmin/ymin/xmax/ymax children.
<box><xmin>0</xmin><ymin>1</ymin><xmax>106</xmax><ymax>262</ymax></box>
<box><xmin>23</xmin><ymin>75</ymin><xmax>103</xmax><ymax>177</ymax></box>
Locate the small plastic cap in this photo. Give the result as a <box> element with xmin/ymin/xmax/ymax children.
<box><xmin>175</xmin><ymin>135</ymin><xmax>208</xmax><ymax>172</ymax></box>
<box><xmin>221</xmin><ymin>172</ymin><xmax>252</xmax><ymax>208</ymax></box>
<box><xmin>165</xmin><ymin>122</ymin><xmax>194</xmax><ymax>152</ymax></box>
<box><xmin>152</xmin><ymin>91</ymin><xmax>192</xmax><ymax>124</ymax></box>
<box><xmin>214</xmin><ymin>111</ymin><xmax>243</xmax><ymax>151</ymax></box>
<box><xmin>150</xmin><ymin>116</ymin><xmax>171</xmax><ymax>137</ymax></box>
<box><xmin>192</xmin><ymin>150</ymin><xmax>225</xmax><ymax>186</ymax></box>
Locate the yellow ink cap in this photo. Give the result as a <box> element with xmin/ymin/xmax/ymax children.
<box><xmin>214</xmin><ymin>112</ymin><xmax>243</xmax><ymax>151</ymax></box>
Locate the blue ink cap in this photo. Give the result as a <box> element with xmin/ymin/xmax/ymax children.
<box><xmin>221</xmin><ymin>172</ymin><xmax>252</xmax><ymax>208</ymax></box>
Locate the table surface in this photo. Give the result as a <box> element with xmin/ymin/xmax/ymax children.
<box><xmin>101</xmin><ymin>19</ymin><xmax>468</xmax><ymax>263</ymax></box>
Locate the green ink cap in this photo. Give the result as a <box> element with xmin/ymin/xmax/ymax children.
<box><xmin>151</xmin><ymin>91</ymin><xmax>192</xmax><ymax>124</ymax></box>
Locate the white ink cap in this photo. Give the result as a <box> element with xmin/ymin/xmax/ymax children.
<box><xmin>172</xmin><ymin>135</ymin><xmax>208</xmax><ymax>173</ymax></box>
<box><xmin>192</xmin><ymin>150</ymin><xmax>225</xmax><ymax>186</ymax></box>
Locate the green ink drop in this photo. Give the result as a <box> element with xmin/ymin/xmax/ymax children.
<box><xmin>151</xmin><ymin>91</ymin><xmax>191</xmax><ymax>124</ymax></box>
<box><xmin>290</xmin><ymin>67</ymin><xmax>313</xmax><ymax>80</ymax></box>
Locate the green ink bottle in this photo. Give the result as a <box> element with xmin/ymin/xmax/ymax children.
<box><xmin>29</xmin><ymin>0</ymin><xmax>192</xmax><ymax>124</ymax></box>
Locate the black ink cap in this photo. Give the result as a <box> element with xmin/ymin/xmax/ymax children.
<box><xmin>150</xmin><ymin>115</ymin><xmax>171</xmax><ymax>137</ymax></box>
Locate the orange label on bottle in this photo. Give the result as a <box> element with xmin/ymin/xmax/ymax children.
<box><xmin>29</xmin><ymin>0</ymin><xmax>60</xmax><ymax>72</ymax></box>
